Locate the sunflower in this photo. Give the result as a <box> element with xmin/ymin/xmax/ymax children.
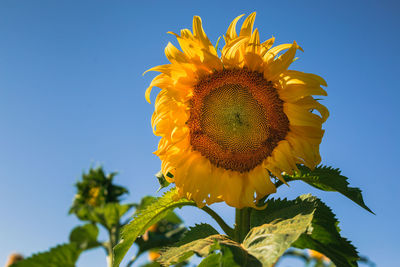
<box><xmin>145</xmin><ymin>12</ymin><xmax>328</xmax><ymax>208</ymax></box>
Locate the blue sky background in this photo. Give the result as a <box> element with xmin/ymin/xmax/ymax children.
<box><xmin>0</xmin><ymin>0</ymin><xmax>399</xmax><ymax>266</ymax></box>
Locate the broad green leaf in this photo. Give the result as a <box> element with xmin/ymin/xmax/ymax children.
<box><xmin>136</xmin><ymin>223</ymin><xmax>186</xmax><ymax>254</ymax></box>
<box><xmin>219</xmin><ymin>243</ymin><xmax>262</xmax><ymax>266</ymax></box>
<box><xmin>251</xmin><ymin>194</ymin><xmax>359</xmax><ymax>267</ymax></box>
<box><xmin>74</xmin><ymin>203</ymin><xmax>133</xmax><ymax>229</ymax></box>
<box><xmin>133</xmin><ymin>196</ymin><xmax>185</xmax><ymax>255</ymax></box>
<box><xmin>69</xmin><ymin>223</ymin><xmax>100</xmax><ymax>250</ymax></box>
<box><xmin>250</xmin><ymin>195</ymin><xmax>316</xmax><ymax>228</ymax></box>
<box><xmin>198</xmin><ymin>253</ymin><xmax>222</xmax><ymax>267</ymax></box>
<box><xmin>176</xmin><ymin>223</ymin><xmax>219</xmax><ymax>246</ymax></box>
<box><xmin>162</xmin><ymin>210</ymin><xmax>183</xmax><ymax>224</ymax></box>
<box><xmin>292</xmin><ymin>196</ymin><xmax>359</xmax><ymax>267</ymax></box>
<box><xmin>157</xmin><ymin>235</ymin><xmax>260</xmax><ymax>266</ymax></box>
<box><xmin>98</xmin><ymin>203</ymin><xmax>133</xmax><ymax>229</ymax></box>
<box><xmin>243</xmin><ymin>206</ymin><xmax>314</xmax><ymax>266</ymax></box>
<box><xmin>11</xmin><ymin>243</ymin><xmax>81</xmax><ymax>267</ymax></box>
<box><xmin>198</xmin><ymin>243</ymin><xmax>260</xmax><ymax>267</ymax></box>
<box><xmin>135</xmin><ymin>196</ymin><xmax>183</xmax><ymax>224</ymax></box>
<box><xmin>113</xmin><ymin>188</ymin><xmax>195</xmax><ymax>267</ymax></box>
<box><xmin>284</xmin><ymin>165</ymin><xmax>373</xmax><ymax>213</ymax></box>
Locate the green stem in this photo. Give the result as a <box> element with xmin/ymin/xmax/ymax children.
<box><xmin>234</xmin><ymin>208</ymin><xmax>251</xmax><ymax>243</ymax></box>
<box><xmin>274</xmin><ymin>180</ymin><xmax>284</xmax><ymax>189</ymax></box>
<box><xmin>188</xmin><ymin>203</ymin><xmax>234</xmax><ymax>237</ymax></box>
<box><xmin>106</xmin><ymin>240</ymin><xmax>113</xmax><ymax>267</ymax></box>
<box><xmin>106</xmin><ymin>225</ymin><xmax>120</xmax><ymax>267</ymax></box>
<box><xmin>202</xmin><ymin>206</ymin><xmax>234</xmax><ymax>237</ymax></box>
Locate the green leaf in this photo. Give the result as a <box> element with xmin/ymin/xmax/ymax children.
<box><xmin>243</xmin><ymin>203</ymin><xmax>315</xmax><ymax>266</ymax></box>
<box><xmin>177</xmin><ymin>223</ymin><xmax>219</xmax><ymax>246</ymax></box>
<box><xmin>198</xmin><ymin>253</ymin><xmax>222</xmax><ymax>267</ymax></box>
<box><xmin>292</xmin><ymin>196</ymin><xmax>359</xmax><ymax>267</ymax></box>
<box><xmin>250</xmin><ymin>195</ymin><xmax>316</xmax><ymax>228</ymax></box>
<box><xmin>136</xmin><ymin>223</ymin><xmax>186</xmax><ymax>254</ymax></box>
<box><xmin>113</xmin><ymin>188</ymin><xmax>195</xmax><ymax>267</ymax></box>
<box><xmin>135</xmin><ymin>196</ymin><xmax>183</xmax><ymax>224</ymax></box>
<box><xmin>220</xmin><ymin>243</ymin><xmax>262</xmax><ymax>267</ymax></box>
<box><xmin>69</xmin><ymin>223</ymin><xmax>100</xmax><ymax>250</ymax></box>
<box><xmin>251</xmin><ymin>194</ymin><xmax>359</xmax><ymax>267</ymax></box>
<box><xmin>162</xmin><ymin>210</ymin><xmax>183</xmax><ymax>224</ymax></box>
<box><xmin>198</xmin><ymin>243</ymin><xmax>260</xmax><ymax>267</ymax></box>
<box><xmin>133</xmin><ymin>196</ymin><xmax>185</xmax><ymax>254</ymax></box>
<box><xmin>137</xmin><ymin>223</ymin><xmax>218</xmax><ymax>262</ymax></box>
<box><xmin>284</xmin><ymin>165</ymin><xmax>373</xmax><ymax>213</ymax></box>
<box><xmin>11</xmin><ymin>243</ymin><xmax>81</xmax><ymax>267</ymax></box>
<box><xmin>98</xmin><ymin>203</ymin><xmax>133</xmax><ymax>229</ymax></box>
<box><xmin>73</xmin><ymin>203</ymin><xmax>133</xmax><ymax>229</ymax></box>
<box><xmin>158</xmin><ymin>235</ymin><xmax>260</xmax><ymax>266</ymax></box>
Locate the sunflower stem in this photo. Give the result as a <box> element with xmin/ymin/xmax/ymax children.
<box><xmin>188</xmin><ymin>204</ymin><xmax>234</xmax><ymax>237</ymax></box>
<box><xmin>274</xmin><ymin>180</ymin><xmax>284</xmax><ymax>189</ymax></box>
<box><xmin>106</xmin><ymin>225</ymin><xmax>119</xmax><ymax>267</ymax></box>
<box><xmin>234</xmin><ymin>208</ymin><xmax>251</xmax><ymax>243</ymax></box>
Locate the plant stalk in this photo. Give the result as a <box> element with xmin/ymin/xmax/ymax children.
<box><xmin>187</xmin><ymin>203</ymin><xmax>234</xmax><ymax>237</ymax></box>
<box><xmin>201</xmin><ymin>205</ymin><xmax>235</xmax><ymax>237</ymax></box>
<box><xmin>234</xmin><ymin>208</ymin><xmax>251</xmax><ymax>243</ymax></box>
<box><xmin>106</xmin><ymin>225</ymin><xmax>120</xmax><ymax>267</ymax></box>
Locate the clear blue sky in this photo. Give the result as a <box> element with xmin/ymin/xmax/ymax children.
<box><xmin>0</xmin><ymin>0</ymin><xmax>399</xmax><ymax>266</ymax></box>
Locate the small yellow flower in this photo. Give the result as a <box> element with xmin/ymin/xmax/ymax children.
<box><xmin>146</xmin><ymin>12</ymin><xmax>328</xmax><ymax>208</ymax></box>
<box><xmin>148</xmin><ymin>250</ymin><xmax>161</xmax><ymax>261</ymax></box>
<box><xmin>142</xmin><ymin>223</ymin><xmax>159</xmax><ymax>241</ymax></box>
<box><xmin>309</xmin><ymin>249</ymin><xmax>331</xmax><ymax>263</ymax></box>
<box><xmin>87</xmin><ymin>186</ymin><xmax>101</xmax><ymax>206</ymax></box>
<box><xmin>5</xmin><ymin>253</ymin><xmax>24</xmax><ymax>267</ymax></box>
<box><xmin>147</xmin><ymin>223</ymin><xmax>158</xmax><ymax>233</ymax></box>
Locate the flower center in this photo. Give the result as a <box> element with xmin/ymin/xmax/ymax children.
<box><xmin>188</xmin><ymin>69</ymin><xmax>289</xmax><ymax>172</ymax></box>
<box><xmin>201</xmin><ymin>84</ymin><xmax>269</xmax><ymax>153</ymax></box>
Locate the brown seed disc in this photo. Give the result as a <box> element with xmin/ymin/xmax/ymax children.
<box><xmin>188</xmin><ymin>69</ymin><xmax>289</xmax><ymax>173</ymax></box>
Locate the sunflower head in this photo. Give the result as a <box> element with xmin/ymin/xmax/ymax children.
<box><xmin>146</xmin><ymin>12</ymin><xmax>328</xmax><ymax>208</ymax></box>
<box><xmin>69</xmin><ymin>167</ymin><xmax>128</xmax><ymax>215</ymax></box>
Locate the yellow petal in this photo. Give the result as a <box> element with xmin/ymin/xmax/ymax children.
<box><xmin>284</xmin><ymin>102</ymin><xmax>323</xmax><ymax>127</ymax></box>
<box><xmin>225</xmin><ymin>14</ymin><xmax>245</xmax><ymax>43</ymax></box>
<box><xmin>265</xmin><ymin>41</ymin><xmax>302</xmax><ymax>81</ymax></box>
<box><xmin>165</xmin><ymin>42</ymin><xmax>188</xmax><ymax>64</ymax></box>
<box><xmin>263</xmin><ymin>43</ymin><xmax>293</xmax><ymax>62</ymax></box>
<box><xmin>240</xmin><ymin>12</ymin><xmax>256</xmax><ymax>37</ymax></box>
<box><xmin>248</xmin><ymin>166</ymin><xmax>276</xmax><ymax>198</ymax></box>
<box><xmin>294</xmin><ymin>96</ymin><xmax>329</xmax><ymax>122</ymax></box>
<box><xmin>246</xmin><ymin>28</ymin><xmax>260</xmax><ymax>54</ymax></box>
<box><xmin>260</xmin><ymin>37</ymin><xmax>275</xmax><ymax>57</ymax></box>
<box><xmin>283</xmin><ymin>70</ymin><xmax>327</xmax><ymax>87</ymax></box>
<box><xmin>278</xmin><ymin>83</ymin><xmax>327</xmax><ymax>103</ymax></box>
<box><xmin>205</xmin><ymin>166</ymin><xmax>224</xmax><ymax>205</ymax></box>
<box><xmin>193</xmin><ymin>16</ymin><xmax>217</xmax><ymax>56</ymax></box>
<box><xmin>222</xmin><ymin>36</ymin><xmax>248</xmax><ymax>66</ymax></box>
<box><xmin>145</xmin><ymin>74</ymin><xmax>172</xmax><ymax>103</ymax></box>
